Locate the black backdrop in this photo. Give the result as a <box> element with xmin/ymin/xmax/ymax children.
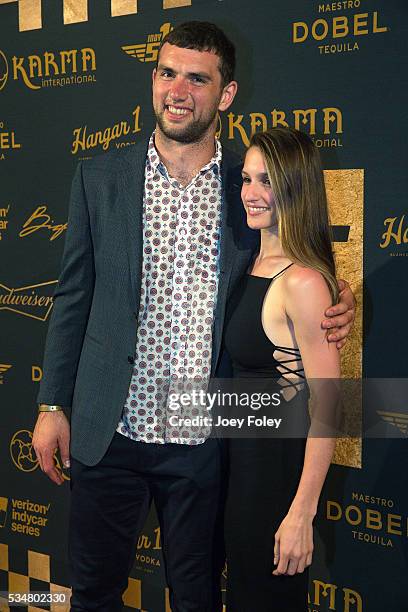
<box><xmin>1</xmin><ymin>1</ymin><xmax>407</xmax><ymax>611</ymax></box>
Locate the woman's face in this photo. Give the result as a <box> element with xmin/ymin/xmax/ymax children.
<box><xmin>241</xmin><ymin>146</ymin><xmax>277</xmax><ymax>231</ymax></box>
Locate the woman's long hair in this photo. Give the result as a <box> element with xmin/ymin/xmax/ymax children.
<box><xmin>249</xmin><ymin>127</ymin><xmax>338</xmax><ymax>304</ymax></box>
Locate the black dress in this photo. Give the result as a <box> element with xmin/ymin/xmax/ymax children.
<box><xmin>223</xmin><ymin>265</ymin><xmax>310</xmax><ymax>612</ymax></box>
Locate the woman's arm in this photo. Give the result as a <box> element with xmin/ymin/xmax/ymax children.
<box><xmin>272</xmin><ymin>267</ymin><xmax>340</xmax><ymax>577</ymax></box>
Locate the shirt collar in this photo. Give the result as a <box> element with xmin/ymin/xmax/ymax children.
<box><xmin>146</xmin><ymin>131</ymin><xmax>222</xmax><ymax>182</ymax></box>
<box><xmin>146</xmin><ymin>132</ymin><xmax>162</xmax><ymax>178</ymax></box>
<box><xmin>201</xmin><ymin>137</ymin><xmax>222</xmax><ymax>179</ymax></box>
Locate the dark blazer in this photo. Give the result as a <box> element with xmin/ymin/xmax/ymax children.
<box><xmin>37</xmin><ymin>139</ymin><xmax>258</xmax><ymax>465</ymax></box>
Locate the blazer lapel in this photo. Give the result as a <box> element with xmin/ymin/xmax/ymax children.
<box><xmin>118</xmin><ymin>144</ymin><xmax>148</xmax><ymax>311</ymax></box>
<box><xmin>211</xmin><ymin>154</ymin><xmax>243</xmax><ymax>373</ymax></box>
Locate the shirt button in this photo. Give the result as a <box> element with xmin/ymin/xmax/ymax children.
<box><xmin>127</xmin><ymin>355</ymin><xmax>134</xmax><ymax>364</ymax></box>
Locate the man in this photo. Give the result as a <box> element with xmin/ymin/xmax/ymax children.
<box><xmin>33</xmin><ymin>21</ymin><xmax>355</xmax><ymax>612</ymax></box>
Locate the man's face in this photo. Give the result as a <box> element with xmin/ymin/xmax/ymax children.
<box><xmin>152</xmin><ymin>43</ymin><xmax>229</xmax><ymax>144</ymax></box>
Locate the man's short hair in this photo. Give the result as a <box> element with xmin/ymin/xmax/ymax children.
<box><xmin>159</xmin><ymin>21</ymin><xmax>236</xmax><ymax>87</ymax></box>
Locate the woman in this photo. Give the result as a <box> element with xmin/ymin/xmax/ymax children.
<box><xmin>223</xmin><ymin>127</ymin><xmax>340</xmax><ymax>611</ymax></box>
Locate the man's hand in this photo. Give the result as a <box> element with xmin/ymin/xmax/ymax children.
<box><xmin>32</xmin><ymin>411</ymin><xmax>70</xmax><ymax>485</ymax></box>
<box><xmin>322</xmin><ymin>279</ymin><xmax>356</xmax><ymax>349</ymax></box>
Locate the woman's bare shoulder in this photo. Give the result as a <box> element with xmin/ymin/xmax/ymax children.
<box><xmin>284</xmin><ymin>264</ymin><xmax>330</xmax><ymax>295</ymax></box>
<box><xmin>283</xmin><ymin>264</ymin><xmax>333</xmax><ymax>328</ymax></box>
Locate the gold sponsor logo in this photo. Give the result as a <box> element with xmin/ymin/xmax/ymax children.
<box><xmin>379</xmin><ymin>215</ymin><xmax>408</xmax><ymax>256</ymax></box>
<box><xmin>135</xmin><ymin>525</ymin><xmax>162</xmax><ymax>571</ymax></box>
<box><xmin>377</xmin><ymin>411</ymin><xmax>408</xmax><ymax>436</ymax></box>
<box><xmin>19</xmin><ymin>205</ymin><xmax>67</xmax><ymax>241</ymax></box>
<box><xmin>0</xmin><ymin>363</ymin><xmax>43</xmax><ymax>385</ymax></box>
<box><xmin>0</xmin><ymin>280</ymin><xmax>57</xmax><ymax>321</ymax></box>
<box><xmin>223</xmin><ymin>568</ymin><xmax>363</xmax><ymax>611</ymax></box>
<box><xmin>326</xmin><ymin>492</ymin><xmax>406</xmax><ymax>548</ymax></box>
<box><xmin>0</xmin><ymin>0</ymin><xmax>192</xmax><ymax>33</ymax></box>
<box><xmin>0</xmin><ymin>120</ymin><xmax>22</xmax><ymax>160</ymax></box>
<box><xmin>10</xmin><ymin>430</ymin><xmax>38</xmax><ymax>473</ymax></box>
<box><xmin>223</xmin><ymin>107</ymin><xmax>343</xmax><ymax>148</ymax></box>
<box><xmin>0</xmin><ymin>203</ymin><xmax>10</xmax><ymax>238</ymax></box>
<box><xmin>0</xmin><ymin>497</ymin><xmax>8</xmax><ymax>528</ymax></box>
<box><xmin>0</xmin><ymin>50</ymin><xmax>9</xmax><ymax>90</ymax></box>
<box><xmin>71</xmin><ymin>105</ymin><xmax>142</xmax><ymax>156</ymax></box>
<box><xmin>8</xmin><ymin>47</ymin><xmax>96</xmax><ymax>91</ymax></box>
<box><xmin>0</xmin><ymin>130</ymin><xmax>21</xmax><ymax>149</ymax></box>
<box><xmin>308</xmin><ymin>580</ymin><xmax>362</xmax><ymax>611</ymax></box>
<box><xmin>10</xmin><ymin>497</ymin><xmax>51</xmax><ymax>538</ymax></box>
<box><xmin>122</xmin><ymin>23</ymin><xmax>173</xmax><ymax>63</ymax></box>
<box><xmin>10</xmin><ymin>429</ymin><xmax>70</xmax><ymax>481</ymax></box>
<box><xmin>292</xmin><ymin>2</ymin><xmax>388</xmax><ymax>55</ymax></box>
<box><xmin>32</xmin><ymin>365</ymin><xmax>42</xmax><ymax>382</ymax></box>
<box><xmin>2</xmin><ymin>363</ymin><xmax>43</xmax><ymax>383</ymax></box>
<box><xmin>0</xmin><ymin>363</ymin><xmax>12</xmax><ymax>384</ymax></box>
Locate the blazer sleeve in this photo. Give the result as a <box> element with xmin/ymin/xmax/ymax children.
<box><xmin>36</xmin><ymin>161</ymin><xmax>95</xmax><ymax>410</ymax></box>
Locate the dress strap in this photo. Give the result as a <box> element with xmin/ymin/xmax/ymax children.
<box><xmin>269</xmin><ymin>263</ymin><xmax>294</xmax><ymax>283</ymax></box>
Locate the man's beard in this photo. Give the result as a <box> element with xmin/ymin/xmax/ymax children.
<box><xmin>155</xmin><ymin>107</ymin><xmax>219</xmax><ymax>144</ymax></box>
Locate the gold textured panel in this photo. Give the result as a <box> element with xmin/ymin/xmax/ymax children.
<box><xmin>0</xmin><ymin>542</ymin><xmax>8</xmax><ymax>571</ymax></box>
<box><xmin>20</xmin><ymin>0</ymin><xmax>41</xmax><ymax>31</ymax></box>
<box><xmin>64</xmin><ymin>0</ymin><xmax>87</xmax><ymax>24</ymax></box>
<box><xmin>163</xmin><ymin>0</ymin><xmax>191</xmax><ymax>8</ymax></box>
<box><xmin>123</xmin><ymin>577</ymin><xmax>142</xmax><ymax>608</ymax></box>
<box><xmin>111</xmin><ymin>0</ymin><xmax>137</xmax><ymax>17</ymax></box>
<box><xmin>165</xmin><ymin>587</ymin><xmax>172</xmax><ymax>612</ymax></box>
<box><xmin>9</xmin><ymin>571</ymin><xmax>30</xmax><ymax>592</ymax></box>
<box><xmin>324</xmin><ymin>169</ymin><xmax>364</xmax><ymax>469</ymax></box>
<box><xmin>28</xmin><ymin>549</ymin><xmax>50</xmax><ymax>582</ymax></box>
<box><xmin>50</xmin><ymin>583</ymin><xmax>71</xmax><ymax>612</ymax></box>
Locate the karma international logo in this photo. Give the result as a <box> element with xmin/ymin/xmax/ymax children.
<box><xmin>0</xmin><ymin>50</ymin><xmax>8</xmax><ymax>91</ymax></box>
<box><xmin>122</xmin><ymin>23</ymin><xmax>173</xmax><ymax>63</ymax></box>
<box><xmin>308</xmin><ymin>579</ymin><xmax>362</xmax><ymax>611</ymax></box>
<box><xmin>0</xmin><ymin>47</ymin><xmax>96</xmax><ymax>91</ymax></box>
<box><xmin>223</xmin><ymin>106</ymin><xmax>343</xmax><ymax>150</ymax></box>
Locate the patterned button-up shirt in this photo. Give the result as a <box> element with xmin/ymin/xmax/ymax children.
<box><xmin>117</xmin><ymin>133</ymin><xmax>222</xmax><ymax>444</ymax></box>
